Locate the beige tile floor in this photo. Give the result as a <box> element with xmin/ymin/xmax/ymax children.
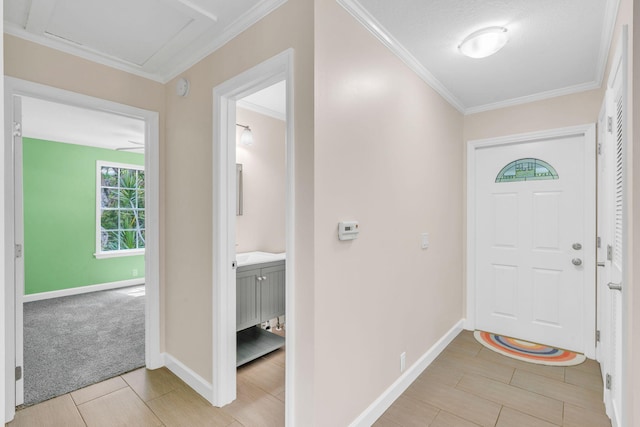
<box><xmin>6</xmin><ymin>345</ymin><xmax>285</xmax><ymax>427</ymax></box>
<box><xmin>6</xmin><ymin>331</ymin><xmax>611</xmax><ymax>427</ymax></box>
<box><xmin>375</xmin><ymin>331</ymin><xmax>612</xmax><ymax>427</ymax></box>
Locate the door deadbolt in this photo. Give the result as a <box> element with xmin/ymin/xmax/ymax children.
<box><xmin>572</xmin><ymin>243</ymin><xmax>582</xmax><ymax>250</ymax></box>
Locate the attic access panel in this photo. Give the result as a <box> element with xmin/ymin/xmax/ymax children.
<box><xmin>45</xmin><ymin>0</ymin><xmax>193</xmax><ymax>66</ymax></box>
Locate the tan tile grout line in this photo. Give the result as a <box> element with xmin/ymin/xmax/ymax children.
<box><xmin>465</xmin><ymin>348</ymin><xmax>566</xmax><ymax>427</ymax></box>
<box><xmin>70</xmin><ymin>377</ymin><xmax>129</xmax><ymax>408</ymax></box>
<box><xmin>70</xmin><ymin>394</ymin><xmax>90</xmax><ymax>427</ymax></box>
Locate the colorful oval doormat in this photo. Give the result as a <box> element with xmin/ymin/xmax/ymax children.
<box><xmin>474</xmin><ymin>331</ymin><xmax>586</xmax><ymax>366</ymax></box>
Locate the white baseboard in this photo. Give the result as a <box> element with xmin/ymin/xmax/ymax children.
<box><xmin>23</xmin><ymin>278</ymin><xmax>145</xmax><ymax>302</ymax></box>
<box><xmin>349</xmin><ymin>319</ymin><xmax>465</xmax><ymax>427</ymax></box>
<box><xmin>163</xmin><ymin>352</ymin><xmax>214</xmax><ymax>404</ymax></box>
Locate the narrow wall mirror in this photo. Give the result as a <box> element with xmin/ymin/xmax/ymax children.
<box><xmin>236</xmin><ymin>163</ymin><xmax>243</xmax><ymax>216</ymax></box>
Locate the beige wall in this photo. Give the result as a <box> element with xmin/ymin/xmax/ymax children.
<box><xmin>4</xmin><ymin>35</ymin><xmax>166</xmax><ymax>115</ymax></box>
<box><xmin>162</xmin><ymin>0</ymin><xmax>315</xmax><ymax>423</ymax></box>
<box><xmin>235</xmin><ymin>108</ymin><xmax>286</xmax><ymax>254</ymax></box>
<box><xmin>314</xmin><ymin>0</ymin><xmax>464</xmax><ymax>424</ymax></box>
<box><xmin>464</xmin><ymin>90</ymin><xmax>603</xmax><ymax>142</ymax></box>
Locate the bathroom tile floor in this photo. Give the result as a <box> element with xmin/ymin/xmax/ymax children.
<box><xmin>6</xmin><ymin>330</ymin><xmax>610</xmax><ymax>427</ymax></box>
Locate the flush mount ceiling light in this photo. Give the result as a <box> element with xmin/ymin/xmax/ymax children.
<box><xmin>236</xmin><ymin>123</ymin><xmax>254</xmax><ymax>146</ymax></box>
<box><xmin>459</xmin><ymin>26</ymin><xmax>509</xmax><ymax>59</ymax></box>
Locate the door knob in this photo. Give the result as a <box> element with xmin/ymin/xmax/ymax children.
<box><xmin>572</xmin><ymin>258</ymin><xmax>582</xmax><ymax>266</ymax></box>
<box><xmin>572</xmin><ymin>243</ymin><xmax>582</xmax><ymax>250</ymax></box>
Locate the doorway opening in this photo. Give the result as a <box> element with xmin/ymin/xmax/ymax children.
<box><xmin>212</xmin><ymin>50</ymin><xmax>295</xmax><ymax>424</ymax></box>
<box><xmin>19</xmin><ymin>96</ymin><xmax>146</xmax><ymax>406</ymax></box>
<box><xmin>4</xmin><ymin>78</ymin><xmax>161</xmax><ymax>418</ymax></box>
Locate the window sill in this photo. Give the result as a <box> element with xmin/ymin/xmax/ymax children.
<box><xmin>94</xmin><ymin>249</ymin><xmax>145</xmax><ymax>259</ymax></box>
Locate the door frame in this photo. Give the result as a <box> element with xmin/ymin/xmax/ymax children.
<box><xmin>3</xmin><ymin>77</ymin><xmax>162</xmax><ymax>418</ymax></box>
<box><xmin>595</xmin><ymin>98</ymin><xmax>609</xmax><ymax>369</ymax></box>
<box><xmin>466</xmin><ymin>124</ymin><xmax>597</xmax><ymax>358</ymax></box>
<box><xmin>212</xmin><ymin>49</ymin><xmax>295</xmax><ymax>424</ymax></box>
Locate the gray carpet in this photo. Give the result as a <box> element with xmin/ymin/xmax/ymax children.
<box><xmin>23</xmin><ymin>286</ymin><xmax>145</xmax><ymax>406</ymax></box>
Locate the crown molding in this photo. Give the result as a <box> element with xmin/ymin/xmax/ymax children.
<box><xmin>464</xmin><ymin>80</ymin><xmax>601</xmax><ymax>115</ymax></box>
<box><xmin>594</xmin><ymin>0</ymin><xmax>621</xmax><ymax>88</ymax></box>
<box><xmin>4</xmin><ymin>0</ymin><xmax>288</xmax><ymax>84</ymax></box>
<box><xmin>237</xmin><ymin>99</ymin><xmax>286</xmax><ymax>121</ymax></box>
<box><xmin>337</xmin><ymin>0</ymin><xmax>617</xmax><ymax>117</ymax></box>
<box><xmin>160</xmin><ymin>0</ymin><xmax>288</xmax><ymax>83</ymax></box>
<box><xmin>337</xmin><ymin>0</ymin><xmax>466</xmax><ymax>114</ymax></box>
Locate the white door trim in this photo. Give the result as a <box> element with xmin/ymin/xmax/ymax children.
<box><xmin>3</xmin><ymin>77</ymin><xmax>162</xmax><ymax>419</ymax></box>
<box><xmin>212</xmin><ymin>49</ymin><xmax>295</xmax><ymax>426</ymax></box>
<box><xmin>466</xmin><ymin>124</ymin><xmax>597</xmax><ymax>358</ymax></box>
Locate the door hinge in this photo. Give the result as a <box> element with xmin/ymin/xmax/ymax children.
<box><xmin>607</xmin><ymin>244</ymin><xmax>612</xmax><ymax>261</ymax></box>
<box><xmin>606</xmin><ymin>373</ymin><xmax>612</xmax><ymax>390</ymax></box>
<box><xmin>231</xmin><ymin>260</ymin><xmax>237</xmax><ymax>270</ymax></box>
<box><xmin>13</xmin><ymin>121</ymin><xmax>22</xmax><ymax>137</ymax></box>
<box><xmin>597</xmin><ymin>236</ymin><xmax>601</xmax><ymax>248</ymax></box>
<box><xmin>15</xmin><ymin>244</ymin><xmax>22</xmax><ymax>258</ymax></box>
<box><xmin>597</xmin><ymin>142</ymin><xmax>602</xmax><ymax>155</ymax></box>
<box><xmin>596</xmin><ymin>330</ymin><xmax>600</xmax><ymax>343</ymax></box>
<box><xmin>607</xmin><ymin>116</ymin><xmax>613</xmax><ymax>133</ymax></box>
<box><xmin>15</xmin><ymin>366</ymin><xmax>22</xmax><ymax>381</ymax></box>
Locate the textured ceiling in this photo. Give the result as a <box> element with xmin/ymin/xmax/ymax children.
<box><xmin>21</xmin><ymin>97</ymin><xmax>145</xmax><ymax>152</ymax></box>
<box><xmin>340</xmin><ymin>0</ymin><xmax>619</xmax><ymax>113</ymax></box>
<box><xmin>4</xmin><ymin>0</ymin><xmax>286</xmax><ymax>82</ymax></box>
<box><xmin>4</xmin><ymin>0</ymin><xmax>619</xmax><ymax>113</ymax></box>
<box><xmin>20</xmin><ymin>82</ymin><xmax>285</xmax><ymax>151</ymax></box>
<box><xmin>238</xmin><ymin>80</ymin><xmax>287</xmax><ymax>121</ymax></box>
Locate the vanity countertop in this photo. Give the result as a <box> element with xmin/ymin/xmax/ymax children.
<box><xmin>236</xmin><ymin>251</ymin><xmax>286</xmax><ymax>267</ymax></box>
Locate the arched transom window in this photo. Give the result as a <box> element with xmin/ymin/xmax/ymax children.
<box><xmin>495</xmin><ymin>158</ymin><xmax>559</xmax><ymax>183</ymax></box>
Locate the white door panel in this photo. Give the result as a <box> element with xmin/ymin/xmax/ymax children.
<box><xmin>475</xmin><ymin>134</ymin><xmax>593</xmax><ymax>353</ymax></box>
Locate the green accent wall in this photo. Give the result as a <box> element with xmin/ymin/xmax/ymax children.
<box><xmin>23</xmin><ymin>138</ymin><xmax>145</xmax><ymax>295</ymax></box>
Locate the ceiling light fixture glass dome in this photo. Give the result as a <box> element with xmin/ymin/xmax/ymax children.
<box><xmin>459</xmin><ymin>26</ymin><xmax>509</xmax><ymax>59</ymax></box>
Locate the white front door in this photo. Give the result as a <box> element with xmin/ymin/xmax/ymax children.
<box><xmin>474</xmin><ymin>129</ymin><xmax>595</xmax><ymax>353</ymax></box>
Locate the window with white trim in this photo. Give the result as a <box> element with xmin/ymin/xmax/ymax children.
<box><xmin>96</xmin><ymin>161</ymin><xmax>145</xmax><ymax>258</ymax></box>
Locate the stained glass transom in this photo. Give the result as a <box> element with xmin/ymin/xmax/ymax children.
<box><xmin>495</xmin><ymin>158</ymin><xmax>558</xmax><ymax>183</ymax></box>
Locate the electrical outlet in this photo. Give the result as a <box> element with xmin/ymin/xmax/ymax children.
<box><xmin>132</xmin><ymin>269</ymin><xmax>138</xmax><ymax>277</ymax></box>
<box><xmin>400</xmin><ymin>352</ymin><xmax>406</xmax><ymax>373</ymax></box>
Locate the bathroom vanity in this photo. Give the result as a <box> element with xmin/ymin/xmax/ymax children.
<box><xmin>236</xmin><ymin>252</ymin><xmax>286</xmax><ymax>366</ymax></box>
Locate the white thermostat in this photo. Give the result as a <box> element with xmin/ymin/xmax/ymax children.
<box><xmin>338</xmin><ymin>221</ymin><xmax>359</xmax><ymax>241</ymax></box>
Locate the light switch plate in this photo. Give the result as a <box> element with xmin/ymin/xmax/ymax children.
<box><xmin>421</xmin><ymin>233</ymin><xmax>429</xmax><ymax>249</ymax></box>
